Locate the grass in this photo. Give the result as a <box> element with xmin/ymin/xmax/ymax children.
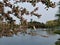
<box><xmin>54</xmin><ymin>30</ymin><xmax>60</xmax><ymax>34</ymax></box>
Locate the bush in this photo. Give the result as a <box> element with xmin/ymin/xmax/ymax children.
<box><xmin>55</xmin><ymin>40</ymin><xmax>60</xmax><ymax>45</ymax></box>
<box><xmin>54</xmin><ymin>30</ymin><xmax>60</xmax><ymax>34</ymax></box>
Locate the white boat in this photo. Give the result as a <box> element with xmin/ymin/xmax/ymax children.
<box><xmin>33</xmin><ymin>26</ymin><xmax>36</xmax><ymax>31</ymax></box>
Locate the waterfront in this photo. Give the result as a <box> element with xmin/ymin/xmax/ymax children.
<box><xmin>0</xmin><ymin>29</ymin><xmax>60</xmax><ymax>45</ymax></box>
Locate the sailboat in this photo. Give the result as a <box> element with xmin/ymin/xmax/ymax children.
<box><xmin>33</xmin><ymin>26</ymin><xmax>36</xmax><ymax>31</ymax></box>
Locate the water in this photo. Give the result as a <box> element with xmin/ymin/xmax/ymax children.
<box><xmin>0</xmin><ymin>29</ymin><xmax>60</xmax><ymax>45</ymax></box>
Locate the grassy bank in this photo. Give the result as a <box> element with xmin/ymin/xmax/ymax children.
<box><xmin>54</xmin><ymin>30</ymin><xmax>60</xmax><ymax>34</ymax></box>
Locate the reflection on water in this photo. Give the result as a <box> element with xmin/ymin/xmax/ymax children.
<box><xmin>0</xmin><ymin>29</ymin><xmax>60</xmax><ymax>45</ymax></box>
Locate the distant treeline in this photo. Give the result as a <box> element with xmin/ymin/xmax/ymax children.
<box><xmin>28</xmin><ymin>21</ymin><xmax>46</xmax><ymax>28</ymax></box>
<box><xmin>28</xmin><ymin>20</ymin><xmax>60</xmax><ymax>28</ymax></box>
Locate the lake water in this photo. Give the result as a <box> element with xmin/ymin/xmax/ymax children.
<box><xmin>0</xmin><ymin>29</ymin><xmax>60</xmax><ymax>45</ymax></box>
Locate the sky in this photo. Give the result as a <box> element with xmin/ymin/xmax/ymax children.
<box><xmin>18</xmin><ymin>0</ymin><xmax>60</xmax><ymax>24</ymax></box>
<box><xmin>0</xmin><ymin>0</ymin><xmax>60</xmax><ymax>24</ymax></box>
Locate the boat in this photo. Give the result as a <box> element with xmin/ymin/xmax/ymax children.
<box><xmin>33</xmin><ymin>26</ymin><xmax>36</xmax><ymax>31</ymax></box>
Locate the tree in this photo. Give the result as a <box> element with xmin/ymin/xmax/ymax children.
<box><xmin>0</xmin><ymin>0</ymin><xmax>56</xmax><ymax>30</ymax></box>
<box><xmin>55</xmin><ymin>1</ymin><xmax>60</xmax><ymax>26</ymax></box>
<box><xmin>28</xmin><ymin>21</ymin><xmax>46</xmax><ymax>28</ymax></box>
<box><xmin>46</xmin><ymin>20</ymin><xmax>58</xmax><ymax>28</ymax></box>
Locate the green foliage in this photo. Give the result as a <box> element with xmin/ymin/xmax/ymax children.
<box><xmin>46</xmin><ymin>20</ymin><xmax>58</xmax><ymax>28</ymax></box>
<box><xmin>55</xmin><ymin>1</ymin><xmax>60</xmax><ymax>26</ymax></box>
<box><xmin>28</xmin><ymin>21</ymin><xmax>46</xmax><ymax>28</ymax></box>
<box><xmin>54</xmin><ymin>30</ymin><xmax>60</xmax><ymax>34</ymax></box>
<box><xmin>55</xmin><ymin>39</ymin><xmax>60</xmax><ymax>45</ymax></box>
